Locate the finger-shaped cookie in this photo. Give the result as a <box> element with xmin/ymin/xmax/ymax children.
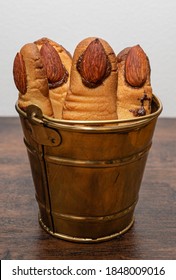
<box><xmin>13</xmin><ymin>43</ymin><xmax>53</xmax><ymax>116</ymax></box>
<box><xmin>117</xmin><ymin>45</ymin><xmax>152</xmax><ymax>119</ymax></box>
<box><xmin>63</xmin><ymin>37</ymin><xmax>118</xmax><ymax>120</ymax></box>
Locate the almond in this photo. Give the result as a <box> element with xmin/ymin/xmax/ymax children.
<box><xmin>117</xmin><ymin>47</ymin><xmax>131</xmax><ymax>63</ymax></box>
<box><xmin>13</xmin><ymin>52</ymin><xmax>27</xmax><ymax>94</ymax></box>
<box><xmin>77</xmin><ymin>38</ymin><xmax>111</xmax><ymax>88</ymax></box>
<box><xmin>125</xmin><ymin>45</ymin><xmax>148</xmax><ymax>87</ymax></box>
<box><xmin>40</xmin><ymin>42</ymin><xmax>68</xmax><ymax>86</ymax></box>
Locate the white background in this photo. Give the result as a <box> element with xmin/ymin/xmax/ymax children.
<box><xmin>1</xmin><ymin>260</ymin><xmax>175</xmax><ymax>280</ymax></box>
<box><xmin>0</xmin><ymin>0</ymin><xmax>175</xmax><ymax>117</ymax></box>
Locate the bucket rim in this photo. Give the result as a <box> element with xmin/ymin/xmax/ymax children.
<box><xmin>15</xmin><ymin>94</ymin><xmax>162</xmax><ymax>131</ymax></box>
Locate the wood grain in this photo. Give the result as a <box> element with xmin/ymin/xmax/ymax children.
<box><xmin>0</xmin><ymin>117</ymin><xmax>176</xmax><ymax>260</ymax></box>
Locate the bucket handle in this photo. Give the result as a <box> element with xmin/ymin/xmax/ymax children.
<box><xmin>25</xmin><ymin>105</ymin><xmax>62</xmax><ymax>147</ymax></box>
<box><xmin>26</xmin><ymin>104</ymin><xmax>44</xmax><ymax>125</ymax></box>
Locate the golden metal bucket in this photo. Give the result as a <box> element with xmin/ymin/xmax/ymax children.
<box><xmin>16</xmin><ymin>95</ymin><xmax>162</xmax><ymax>243</ymax></box>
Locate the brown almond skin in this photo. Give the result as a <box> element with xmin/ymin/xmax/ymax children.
<box><xmin>13</xmin><ymin>52</ymin><xmax>27</xmax><ymax>94</ymax></box>
<box><xmin>125</xmin><ymin>45</ymin><xmax>148</xmax><ymax>87</ymax></box>
<box><xmin>117</xmin><ymin>47</ymin><xmax>131</xmax><ymax>63</ymax></box>
<box><xmin>77</xmin><ymin>38</ymin><xmax>111</xmax><ymax>87</ymax></box>
<box><xmin>40</xmin><ymin>42</ymin><xmax>66</xmax><ymax>84</ymax></box>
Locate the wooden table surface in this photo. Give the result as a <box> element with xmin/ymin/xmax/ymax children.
<box><xmin>0</xmin><ymin>117</ymin><xmax>176</xmax><ymax>260</ymax></box>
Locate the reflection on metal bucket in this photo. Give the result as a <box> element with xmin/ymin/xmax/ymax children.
<box><xmin>16</xmin><ymin>95</ymin><xmax>162</xmax><ymax>243</ymax></box>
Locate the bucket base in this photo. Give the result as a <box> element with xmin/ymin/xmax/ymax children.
<box><xmin>38</xmin><ymin>216</ymin><xmax>134</xmax><ymax>243</ymax></box>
